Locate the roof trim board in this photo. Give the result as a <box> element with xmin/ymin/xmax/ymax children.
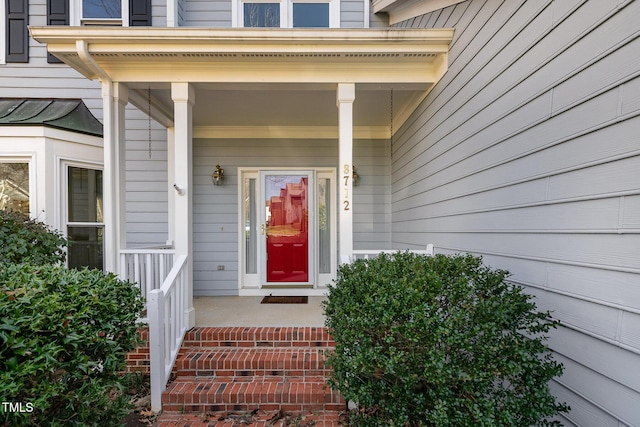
<box><xmin>29</xmin><ymin>27</ymin><xmax>454</xmax><ymax>84</ymax></box>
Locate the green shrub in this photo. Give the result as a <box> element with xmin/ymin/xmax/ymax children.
<box><xmin>0</xmin><ymin>210</ymin><xmax>68</xmax><ymax>265</ymax></box>
<box><xmin>0</xmin><ymin>263</ymin><xmax>145</xmax><ymax>426</ymax></box>
<box><xmin>323</xmin><ymin>252</ymin><xmax>569</xmax><ymax>426</ymax></box>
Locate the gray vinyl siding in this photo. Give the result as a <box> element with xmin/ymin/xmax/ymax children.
<box><xmin>0</xmin><ymin>1</ymin><xmax>170</xmax><ymax>246</ymax></box>
<box><xmin>177</xmin><ymin>0</ymin><xmax>186</xmax><ymax>25</ymax></box>
<box><xmin>369</xmin><ymin>7</ymin><xmax>389</xmax><ymax>28</ymax></box>
<box><xmin>182</xmin><ymin>0</ymin><xmax>231</xmax><ymax>27</ymax></box>
<box><xmin>392</xmin><ymin>0</ymin><xmax>640</xmax><ymax>425</ymax></box>
<box><xmin>192</xmin><ymin>137</ymin><xmax>390</xmax><ymax>296</ymax></box>
<box><xmin>1</xmin><ymin>1</ymin><xmax>100</xmax><ymax>102</ymax></box>
<box><xmin>152</xmin><ymin>0</ymin><xmax>167</xmax><ymax>27</ymax></box>
<box><xmin>124</xmin><ymin>110</ymin><xmax>169</xmax><ymax>247</ymax></box>
<box><xmin>340</xmin><ymin>0</ymin><xmax>364</xmax><ymax>28</ymax></box>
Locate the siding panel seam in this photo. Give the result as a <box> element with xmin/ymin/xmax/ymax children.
<box><xmin>433</xmin><ymin>246</ymin><xmax>640</xmax><ymax>275</ymax></box>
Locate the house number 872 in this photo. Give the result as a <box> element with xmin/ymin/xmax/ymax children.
<box><xmin>343</xmin><ymin>164</ymin><xmax>350</xmax><ymax>211</ymax></box>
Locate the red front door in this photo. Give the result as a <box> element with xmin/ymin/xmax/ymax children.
<box><xmin>264</xmin><ymin>174</ymin><xmax>310</xmax><ymax>283</ymax></box>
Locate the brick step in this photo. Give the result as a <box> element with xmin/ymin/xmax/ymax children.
<box><xmin>153</xmin><ymin>327</ymin><xmax>345</xmax><ymax>427</ymax></box>
<box><xmin>154</xmin><ymin>409</ymin><xmax>348</xmax><ymax>426</ymax></box>
<box><xmin>175</xmin><ymin>347</ymin><xmax>331</xmax><ymax>379</ymax></box>
<box><xmin>162</xmin><ymin>376</ymin><xmax>345</xmax><ymax>413</ymax></box>
<box><xmin>182</xmin><ymin>327</ymin><xmax>335</xmax><ymax>349</ymax></box>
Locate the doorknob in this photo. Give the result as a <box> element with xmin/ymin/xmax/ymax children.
<box><xmin>261</xmin><ymin>224</ymin><xmax>265</xmax><ymax>235</ymax></box>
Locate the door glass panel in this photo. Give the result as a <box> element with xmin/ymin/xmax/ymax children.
<box><xmin>0</xmin><ymin>162</ymin><xmax>29</xmax><ymax>215</ymax></box>
<box><xmin>245</xmin><ymin>178</ymin><xmax>257</xmax><ymax>274</ymax></box>
<box><xmin>244</xmin><ymin>3</ymin><xmax>280</xmax><ymax>27</ymax></box>
<box><xmin>318</xmin><ymin>178</ymin><xmax>330</xmax><ymax>274</ymax></box>
<box><xmin>265</xmin><ymin>175</ymin><xmax>308</xmax><ymax>282</ymax></box>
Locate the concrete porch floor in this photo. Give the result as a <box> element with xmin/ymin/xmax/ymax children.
<box><xmin>193</xmin><ymin>296</ymin><xmax>327</xmax><ymax>327</ymax></box>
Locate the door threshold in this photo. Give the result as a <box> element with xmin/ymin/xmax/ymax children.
<box><xmin>262</xmin><ymin>284</ymin><xmax>315</xmax><ymax>289</ymax></box>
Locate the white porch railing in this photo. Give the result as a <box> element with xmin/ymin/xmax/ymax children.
<box><xmin>148</xmin><ymin>254</ymin><xmax>189</xmax><ymax>413</ymax></box>
<box><xmin>343</xmin><ymin>244</ymin><xmax>435</xmax><ymax>264</ymax></box>
<box><xmin>120</xmin><ymin>247</ymin><xmax>175</xmax><ymax>307</ymax></box>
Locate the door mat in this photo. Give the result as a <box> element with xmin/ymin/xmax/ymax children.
<box><xmin>260</xmin><ymin>296</ymin><xmax>309</xmax><ymax>304</ymax></box>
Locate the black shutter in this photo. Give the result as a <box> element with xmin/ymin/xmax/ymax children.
<box><xmin>47</xmin><ymin>0</ymin><xmax>68</xmax><ymax>63</ymax></box>
<box><xmin>129</xmin><ymin>0</ymin><xmax>152</xmax><ymax>26</ymax></box>
<box><xmin>6</xmin><ymin>0</ymin><xmax>29</xmax><ymax>63</ymax></box>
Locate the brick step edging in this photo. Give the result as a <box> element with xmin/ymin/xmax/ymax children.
<box><xmin>182</xmin><ymin>327</ymin><xmax>335</xmax><ymax>348</ymax></box>
<box><xmin>162</xmin><ymin>377</ymin><xmax>344</xmax><ymax>413</ymax></box>
<box><xmin>176</xmin><ymin>347</ymin><xmax>332</xmax><ymax>378</ymax></box>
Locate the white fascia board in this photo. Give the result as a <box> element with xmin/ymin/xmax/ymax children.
<box><xmin>29</xmin><ymin>27</ymin><xmax>454</xmax><ymax>85</ymax></box>
<box><xmin>0</xmin><ymin>126</ymin><xmax>101</xmax><ymax>145</ymax></box>
<box><xmin>29</xmin><ymin>27</ymin><xmax>455</xmax><ymax>52</ymax></box>
<box><xmin>373</xmin><ymin>0</ymin><xmax>466</xmax><ymax>25</ymax></box>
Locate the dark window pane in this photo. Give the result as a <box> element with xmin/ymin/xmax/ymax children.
<box><xmin>293</xmin><ymin>3</ymin><xmax>328</xmax><ymax>28</ymax></box>
<box><xmin>244</xmin><ymin>3</ymin><xmax>279</xmax><ymax>27</ymax></box>
<box><xmin>68</xmin><ymin>226</ymin><xmax>104</xmax><ymax>270</ymax></box>
<box><xmin>83</xmin><ymin>0</ymin><xmax>121</xmax><ymax>19</ymax></box>
<box><xmin>68</xmin><ymin>167</ymin><xmax>103</xmax><ymax>223</ymax></box>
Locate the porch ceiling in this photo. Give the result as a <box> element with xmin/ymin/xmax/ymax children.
<box><xmin>30</xmin><ymin>27</ymin><xmax>454</xmax><ymax>136</ymax></box>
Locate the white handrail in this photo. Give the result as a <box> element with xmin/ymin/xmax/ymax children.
<box><xmin>148</xmin><ymin>254</ymin><xmax>189</xmax><ymax>413</ymax></box>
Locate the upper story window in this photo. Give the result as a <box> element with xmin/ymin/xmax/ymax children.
<box><xmin>80</xmin><ymin>0</ymin><xmax>122</xmax><ymax>25</ymax></box>
<box><xmin>82</xmin><ymin>0</ymin><xmax>122</xmax><ymax>22</ymax></box>
<box><xmin>244</xmin><ymin>3</ymin><xmax>280</xmax><ymax>27</ymax></box>
<box><xmin>292</xmin><ymin>3</ymin><xmax>328</xmax><ymax>27</ymax></box>
<box><xmin>69</xmin><ymin>0</ymin><xmax>151</xmax><ymax>27</ymax></box>
<box><xmin>238</xmin><ymin>0</ymin><xmax>337</xmax><ymax>28</ymax></box>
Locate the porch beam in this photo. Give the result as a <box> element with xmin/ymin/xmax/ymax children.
<box><xmin>337</xmin><ymin>83</ymin><xmax>355</xmax><ymax>263</ymax></box>
<box><xmin>102</xmin><ymin>81</ymin><xmax>128</xmax><ymax>273</ymax></box>
<box><xmin>171</xmin><ymin>82</ymin><xmax>196</xmax><ymax>328</ymax></box>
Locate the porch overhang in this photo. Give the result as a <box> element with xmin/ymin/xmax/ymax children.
<box><xmin>30</xmin><ymin>27</ymin><xmax>453</xmax><ymax>85</ymax></box>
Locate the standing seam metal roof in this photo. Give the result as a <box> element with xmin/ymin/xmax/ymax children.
<box><xmin>0</xmin><ymin>99</ymin><xmax>103</xmax><ymax>137</ymax></box>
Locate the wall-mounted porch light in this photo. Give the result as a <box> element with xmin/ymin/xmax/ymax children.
<box><xmin>352</xmin><ymin>166</ymin><xmax>360</xmax><ymax>186</ymax></box>
<box><xmin>211</xmin><ymin>164</ymin><xmax>225</xmax><ymax>186</ymax></box>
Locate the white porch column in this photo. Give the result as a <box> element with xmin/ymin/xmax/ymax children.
<box><xmin>166</xmin><ymin>127</ymin><xmax>176</xmax><ymax>245</ymax></box>
<box><xmin>102</xmin><ymin>81</ymin><xmax>128</xmax><ymax>273</ymax></box>
<box><xmin>171</xmin><ymin>83</ymin><xmax>195</xmax><ymax>328</ymax></box>
<box><xmin>337</xmin><ymin>83</ymin><xmax>355</xmax><ymax>262</ymax></box>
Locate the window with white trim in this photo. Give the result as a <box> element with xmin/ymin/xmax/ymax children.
<box><xmin>0</xmin><ymin>0</ymin><xmax>6</xmax><ymax>64</ymax></box>
<box><xmin>237</xmin><ymin>0</ymin><xmax>338</xmax><ymax>28</ymax></box>
<box><xmin>0</xmin><ymin>161</ymin><xmax>31</xmax><ymax>216</ymax></box>
<box><xmin>66</xmin><ymin>165</ymin><xmax>104</xmax><ymax>270</ymax></box>
<box><xmin>70</xmin><ymin>0</ymin><xmax>125</xmax><ymax>26</ymax></box>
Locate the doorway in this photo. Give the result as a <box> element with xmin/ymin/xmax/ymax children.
<box><xmin>261</xmin><ymin>171</ymin><xmax>313</xmax><ymax>284</ymax></box>
<box><xmin>239</xmin><ymin>168</ymin><xmax>336</xmax><ymax>293</ymax></box>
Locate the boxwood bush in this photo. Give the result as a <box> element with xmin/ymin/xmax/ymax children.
<box><xmin>323</xmin><ymin>252</ymin><xmax>569</xmax><ymax>426</ymax></box>
<box><xmin>0</xmin><ymin>263</ymin><xmax>144</xmax><ymax>425</ymax></box>
<box><xmin>0</xmin><ymin>210</ymin><xmax>67</xmax><ymax>265</ymax></box>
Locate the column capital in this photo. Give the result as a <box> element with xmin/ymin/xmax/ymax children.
<box><xmin>336</xmin><ymin>83</ymin><xmax>355</xmax><ymax>105</ymax></box>
<box><xmin>171</xmin><ymin>82</ymin><xmax>196</xmax><ymax>105</ymax></box>
<box><xmin>113</xmin><ymin>83</ymin><xmax>129</xmax><ymax>106</ymax></box>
